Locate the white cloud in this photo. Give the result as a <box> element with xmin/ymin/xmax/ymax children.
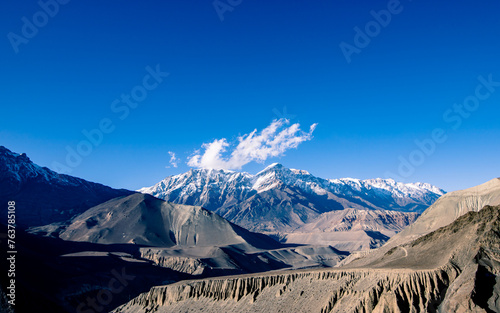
<box><xmin>187</xmin><ymin>119</ymin><xmax>317</xmax><ymax>170</ymax></box>
<box><xmin>166</xmin><ymin>151</ymin><xmax>178</xmax><ymax>168</ymax></box>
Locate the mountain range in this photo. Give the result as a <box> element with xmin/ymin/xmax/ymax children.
<box><xmin>139</xmin><ymin>163</ymin><xmax>444</xmax><ymax>250</ymax></box>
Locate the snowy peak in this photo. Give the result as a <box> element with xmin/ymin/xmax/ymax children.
<box><xmin>255</xmin><ymin>163</ymin><xmax>311</xmax><ymax>179</ymax></box>
<box><xmin>290</xmin><ymin>168</ymin><xmax>311</xmax><ymax>175</ymax></box>
<box><xmin>138</xmin><ymin>167</ymin><xmax>254</xmax><ymax>210</ymax></box>
<box><xmin>255</xmin><ymin>162</ymin><xmax>284</xmax><ymax>175</ymax></box>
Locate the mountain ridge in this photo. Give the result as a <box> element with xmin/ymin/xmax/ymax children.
<box><xmin>139</xmin><ymin>164</ymin><xmax>445</xmax><ymax>238</ymax></box>
<box><xmin>0</xmin><ymin>146</ymin><xmax>133</xmax><ymax>228</ymax></box>
<box><xmin>140</xmin><ymin>164</ymin><xmax>444</xmax><ymax>212</ymax></box>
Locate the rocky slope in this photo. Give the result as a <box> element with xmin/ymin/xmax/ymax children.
<box><xmin>113</xmin><ymin>268</ymin><xmax>457</xmax><ymax>313</ymax></box>
<box><xmin>41</xmin><ymin>193</ymin><xmax>279</xmax><ymax>248</ymax></box>
<box><xmin>280</xmin><ymin>208</ymin><xmax>419</xmax><ymax>251</ymax></box>
<box><xmin>139</xmin><ymin>164</ymin><xmax>443</xmax><ymax>245</ymax></box>
<box><xmin>385</xmin><ymin>177</ymin><xmax>500</xmax><ymax>249</ymax></box>
<box><xmin>0</xmin><ymin>146</ymin><xmax>133</xmax><ymax>228</ymax></box>
<box><xmin>112</xmin><ymin>203</ymin><xmax>500</xmax><ymax>312</ymax></box>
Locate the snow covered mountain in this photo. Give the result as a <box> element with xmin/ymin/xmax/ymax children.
<box><xmin>139</xmin><ymin>163</ymin><xmax>445</xmax><ymax>235</ymax></box>
<box><xmin>0</xmin><ymin>146</ymin><xmax>133</xmax><ymax>228</ymax></box>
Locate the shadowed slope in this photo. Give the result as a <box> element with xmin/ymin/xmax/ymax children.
<box><xmin>46</xmin><ymin>193</ymin><xmax>280</xmax><ymax>249</ymax></box>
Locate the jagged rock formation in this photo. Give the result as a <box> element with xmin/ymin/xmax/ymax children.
<box><xmin>0</xmin><ymin>146</ymin><xmax>133</xmax><ymax>228</ymax></box>
<box><xmin>112</xmin><ymin>205</ymin><xmax>500</xmax><ymax>313</ymax></box>
<box><xmin>113</xmin><ymin>267</ymin><xmax>459</xmax><ymax>313</ymax></box>
<box><xmin>140</xmin><ymin>251</ymin><xmax>207</xmax><ymax>275</ymax></box>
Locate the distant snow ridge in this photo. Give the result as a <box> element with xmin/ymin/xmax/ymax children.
<box><xmin>140</xmin><ymin>163</ymin><xmax>444</xmax><ymax>207</ymax></box>
<box><xmin>139</xmin><ymin>163</ymin><xmax>445</xmax><ymax>235</ymax></box>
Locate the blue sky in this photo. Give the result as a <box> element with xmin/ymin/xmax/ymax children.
<box><xmin>1</xmin><ymin>0</ymin><xmax>499</xmax><ymax>192</ymax></box>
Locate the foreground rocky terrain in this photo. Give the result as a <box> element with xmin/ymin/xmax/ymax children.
<box><xmin>113</xmin><ymin>203</ymin><xmax>500</xmax><ymax>312</ymax></box>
